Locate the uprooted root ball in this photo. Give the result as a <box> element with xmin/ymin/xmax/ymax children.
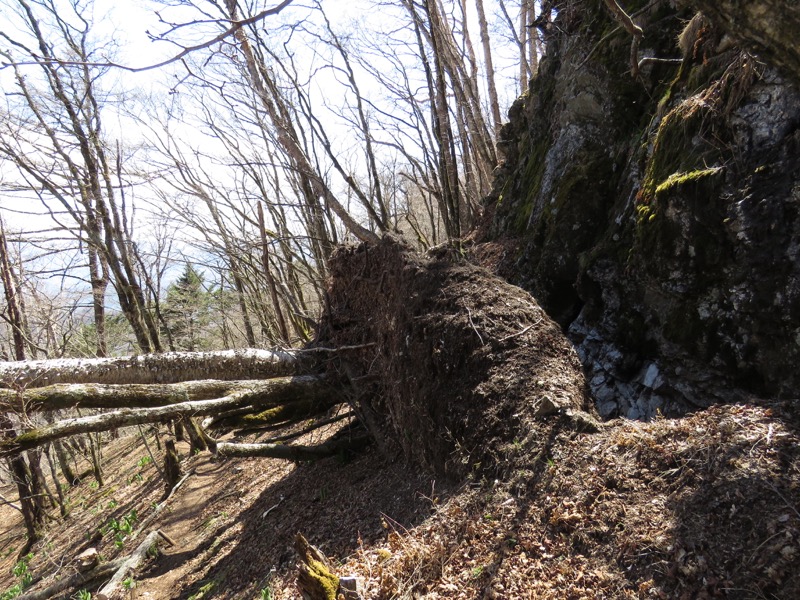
<box><xmin>320</xmin><ymin>236</ymin><xmax>595</xmax><ymax>478</ymax></box>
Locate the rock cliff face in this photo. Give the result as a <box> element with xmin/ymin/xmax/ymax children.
<box><xmin>486</xmin><ymin>0</ymin><xmax>800</xmax><ymax>419</ymax></box>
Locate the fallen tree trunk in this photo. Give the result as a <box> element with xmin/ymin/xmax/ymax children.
<box><xmin>16</xmin><ymin>558</ymin><xmax>126</xmax><ymax>600</ymax></box>
<box><xmin>0</xmin><ymin>376</ymin><xmax>342</xmax><ymax>456</ymax></box>
<box><xmin>221</xmin><ymin>396</ymin><xmax>341</xmax><ymax>432</ymax></box>
<box><xmin>0</xmin><ymin>348</ymin><xmax>299</xmax><ymax>388</ymax></box>
<box><xmin>95</xmin><ymin>530</ymin><xmax>173</xmax><ymax>600</ymax></box>
<box><xmin>216</xmin><ymin>432</ymin><xmax>371</xmax><ymax>461</ymax></box>
<box><xmin>0</xmin><ymin>378</ymin><xmax>317</xmax><ymax>411</ymax></box>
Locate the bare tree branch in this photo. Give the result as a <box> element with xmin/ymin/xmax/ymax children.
<box><xmin>0</xmin><ymin>0</ymin><xmax>296</xmax><ymax>73</ymax></box>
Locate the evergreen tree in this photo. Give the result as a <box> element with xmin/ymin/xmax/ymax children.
<box><xmin>161</xmin><ymin>264</ymin><xmax>211</xmax><ymax>352</ymax></box>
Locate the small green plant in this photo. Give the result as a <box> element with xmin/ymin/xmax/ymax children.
<box><xmin>136</xmin><ymin>455</ymin><xmax>153</xmax><ymax>468</ymax></box>
<box><xmin>13</xmin><ymin>554</ymin><xmax>33</xmax><ymax>587</ymax></box>
<box><xmin>0</xmin><ymin>583</ymin><xmax>24</xmax><ymax>600</ymax></box>
<box><xmin>127</xmin><ymin>473</ymin><xmax>144</xmax><ymax>485</ymax></box>
<box><xmin>188</xmin><ymin>580</ymin><xmax>217</xmax><ymax>600</ymax></box>
<box><xmin>89</xmin><ymin>481</ymin><xmax>99</xmax><ymax>490</ymax></box>
<box><xmin>101</xmin><ymin>510</ymin><xmax>138</xmax><ymax>549</ymax></box>
<box><xmin>122</xmin><ymin>576</ymin><xmax>135</xmax><ymax>590</ymax></box>
<box><xmin>471</xmin><ymin>565</ymin><xmax>484</xmax><ymax>579</ymax></box>
<box><xmin>107</xmin><ymin>500</ymin><xmax>118</xmax><ymax>510</ymax></box>
<box><xmin>0</xmin><ymin>554</ymin><xmax>34</xmax><ymax>599</ymax></box>
<box><xmin>146</xmin><ymin>543</ymin><xmax>160</xmax><ymax>559</ymax></box>
<box><xmin>259</xmin><ymin>586</ymin><xmax>273</xmax><ymax>600</ymax></box>
<box><xmin>74</xmin><ymin>590</ymin><xmax>92</xmax><ymax>600</ymax></box>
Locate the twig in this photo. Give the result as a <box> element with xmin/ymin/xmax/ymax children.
<box><xmin>0</xmin><ymin>0</ymin><xmax>295</xmax><ymax>74</ymax></box>
<box><xmin>215</xmin><ymin>490</ymin><xmax>241</xmax><ymax>503</ymax></box>
<box><xmin>603</xmin><ymin>0</ymin><xmax>644</xmax><ymax>77</ymax></box>
<box><xmin>748</xmin><ymin>529</ymin><xmax>786</xmax><ymax>564</ymax></box>
<box><xmin>465</xmin><ymin>306</ymin><xmax>484</xmax><ymax>346</ymax></box>
<box><xmin>138</xmin><ymin>424</ymin><xmax>164</xmax><ymax>479</ymax></box>
<box><xmin>499</xmin><ymin>318</ymin><xmax>542</xmax><ymax>342</ymax></box>
<box><xmin>262</xmin><ymin>495</ymin><xmax>285</xmax><ymax>519</ymax></box>
<box><xmin>0</xmin><ymin>493</ymin><xmax>21</xmax><ymax>512</ymax></box>
<box><xmin>766</xmin><ymin>481</ymin><xmax>800</xmax><ymax>521</ymax></box>
<box><xmin>638</xmin><ymin>56</ymin><xmax>682</xmax><ymax>69</ymax></box>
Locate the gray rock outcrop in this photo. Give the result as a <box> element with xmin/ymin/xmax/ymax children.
<box><xmin>486</xmin><ymin>0</ymin><xmax>800</xmax><ymax>418</ymax></box>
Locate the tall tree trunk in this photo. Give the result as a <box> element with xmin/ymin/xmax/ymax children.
<box><xmin>44</xmin><ymin>445</ymin><xmax>67</xmax><ymax>517</ymax></box>
<box><xmin>0</xmin><ymin>228</ymin><xmax>47</xmax><ymax>547</ymax></box>
<box><xmin>0</xmin><ymin>218</ymin><xmax>27</xmax><ymax>361</ymax></box>
<box><xmin>526</xmin><ymin>0</ymin><xmax>540</xmax><ymax>75</ymax></box>
<box><xmin>475</xmin><ymin>0</ymin><xmax>503</xmax><ymax>136</ymax></box>
<box><xmin>87</xmin><ymin>238</ymin><xmax>109</xmax><ymax>358</ymax></box>
<box><xmin>53</xmin><ymin>439</ymin><xmax>79</xmax><ymax>486</ymax></box>
<box><xmin>1</xmin><ymin>415</ymin><xmax>44</xmax><ymax>551</ymax></box>
<box><xmin>519</xmin><ymin>0</ymin><xmax>530</xmax><ymax>93</ymax></box>
<box><xmin>258</xmin><ymin>203</ymin><xmax>291</xmax><ymax>345</ymax></box>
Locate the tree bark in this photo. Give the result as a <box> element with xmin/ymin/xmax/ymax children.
<box><xmin>53</xmin><ymin>440</ymin><xmax>79</xmax><ymax>485</ymax></box>
<box><xmin>475</xmin><ymin>0</ymin><xmax>502</xmax><ymax>136</ymax></box>
<box><xmin>258</xmin><ymin>202</ymin><xmax>291</xmax><ymax>344</ymax></box>
<box><xmin>221</xmin><ymin>394</ymin><xmax>341</xmax><ymax>431</ymax></box>
<box><xmin>0</xmin><ymin>348</ymin><xmax>299</xmax><ymax>388</ymax></box>
<box><xmin>0</xmin><ymin>217</ymin><xmax>27</xmax><ymax>362</ymax></box>
<box><xmin>162</xmin><ymin>439</ymin><xmax>182</xmax><ymax>499</ymax></box>
<box><xmin>295</xmin><ymin>533</ymin><xmax>339</xmax><ymax>600</ymax></box>
<box><xmin>0</xmin><ymin>375</ymin><xmax>332</xmax><ymax>412</ymax></box>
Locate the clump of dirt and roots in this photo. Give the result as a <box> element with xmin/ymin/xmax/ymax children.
<box><xmin>320</xmin><ymin>236</ymin><xmax>595</xmax><ymax>478</ymax></box>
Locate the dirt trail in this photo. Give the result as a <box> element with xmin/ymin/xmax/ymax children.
<box><xmin>131</xmin><ymin>453</ymin><xmax>230</xmax><ymax>599</ymax></box>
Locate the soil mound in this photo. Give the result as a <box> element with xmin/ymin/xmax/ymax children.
<box><xmin>321</xmin><ymin>236</ymin><xmax>594</xmax><ymax>478</ymax></box>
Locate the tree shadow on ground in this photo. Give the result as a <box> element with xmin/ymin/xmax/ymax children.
<box><xmin>340</xmin><ymin>403</ymin><xmax>800</xmax><ymax>599</ymax></box>
<box><xmin>657</xmin><ymin>404</ymin><xmax>800</xmax><ymax>599</ymax></box>
<box><xmin>158</xmin><ymin>444</ymin><xmax>455</xmax><ymax>600</ymax></box>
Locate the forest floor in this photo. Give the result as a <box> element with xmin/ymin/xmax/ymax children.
<box><xmin>1</xmin><ymin>397</ymin><xmax>799</xmax><ymax>599</ymax></box>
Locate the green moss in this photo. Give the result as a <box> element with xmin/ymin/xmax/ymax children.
<box><xmin>306</xmin><ymin>558</ymin><xmax>339</xmax><ymax>600</ymax></box>
<box><xmin>12</xmin><ymin>430</ymin><xmax>41</xmax><ymax>444</ymax></box>
<box><xmin>640</xmin><ymin>103</ymin><xmax>708</xmax><ymax>204</ymax></box>
<box><xmin>512</xmin><ymin>139</ymin><xmax>549</xmax><ymax>234</ymax></box>
<box><xmin>239</xmin><ymin>398</ymin><xmax>320</xmax><ymax>426</ymax></box>
<box><xmin>654</xmin><ymin>167</ymin><xmax>723</xmax><ymax>196</ymax></box>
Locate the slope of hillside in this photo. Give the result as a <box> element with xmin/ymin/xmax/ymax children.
<box><xmin>2</xmin><ymin>399</ymin><xmax>797</xmax><ymax>599</ymax></box>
